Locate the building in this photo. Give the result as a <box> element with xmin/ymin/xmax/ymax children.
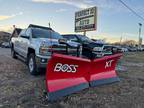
<box><xmin>0</xmin><ymin>31</ymin><xmax>11</xmax><ymax>44</ymax></box>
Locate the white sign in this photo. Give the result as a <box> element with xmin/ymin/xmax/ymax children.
<box><xmin>75</xmin><ymin>6</ymin><xmax>97</xmax><ymax>32</ymax></box>
<box><xmin>54</xmin><ymin>63</ymin><xmax>78</xmax><ymax>73</ymax></box>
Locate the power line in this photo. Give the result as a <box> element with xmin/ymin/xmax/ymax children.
<box><xmin>118</xmin><ymin>0</ymin><xmax>144</xmax><ymax>21</ymax></box>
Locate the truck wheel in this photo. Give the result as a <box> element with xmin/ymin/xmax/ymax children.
<box><xmin>11</xmin><ymin>48</ymin><xmax>17</xmax><ymax>59</ymax></box>
<box><xmin>28</xmin><ymin>53</ymin><xmax>38</xmax><ymax>75</ymax></box>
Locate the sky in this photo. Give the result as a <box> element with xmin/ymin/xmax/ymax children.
<box><xmin>0</xmin><ymin>0</ymin><xmax>144</xmax><ymax>43</ymax></box>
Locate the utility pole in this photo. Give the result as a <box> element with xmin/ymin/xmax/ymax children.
<box><xmin>83</xmin><ymin>30</ymin><xmax>86</xmax><ymax>36</ymax></box>
<box><xmin>138</xmin><ymin>23</ymin><xmax>142</xmax><ymax>47</ymax></box>
<box><xmin>120</xmin><ymin>36</ymin><xmax>122</xmax><ymax>45</ymax></box>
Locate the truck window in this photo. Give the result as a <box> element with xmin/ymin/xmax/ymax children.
<box><xmin>62</xmin><ymin>35</ymin><xmax>78</xmax><ymax>42</ymax></box>
<box><xmin>52</xmin><ymin>32</ymin><xmax>63</xmax><ymax>39</ymax></box>
<box><xmin>32</xmin><ymin>28</ymin><xmax>62</xmax><ymax>39</ymax></box>
<box><xmin>25</xmin><ymin>28</ymin><xmax>31</xmax><ymax>37</ymax></box>
<box><xmin>78</xmin><ymin>35</ymin><xmax>93</xmax><ymax>43</ymax></box>
<box><xmin>19</xmin><ymin>29</ymin><xmax>26</xmax><ymax>37</ymax></box>
<box><xmin>68</xmin><ymin>36</ymin><xmax>78</xmax><ymax>42</ymax></box>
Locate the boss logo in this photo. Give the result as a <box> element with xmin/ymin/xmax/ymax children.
<box><xmin>105</xmin><ymin>60</ymin><xmax>114</xmax><ymax>68</ymax></box>
<box><xmin>54</xmin><ymin>63</ymin><xmax>78</xmax><ymax>73</ymax></box>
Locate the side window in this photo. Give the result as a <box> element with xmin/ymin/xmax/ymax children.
<box><xmin>25</xmin><ymin>28</ymin><xmax>31</xmax><ymax>37</ymax></box>
<box><xmin>69</xmin><ymin>36</ymin><xmax>78</xmax><ymax>42</ymax></box>
<box><xmin>51</xmin><ymin>31</ymin><xmax>62</xmax><ymax>39</ymax></box>
<box><xmin>19</xmin><ymin>30</ymin><xmax>26</xmax><ymax>37</ymax></box>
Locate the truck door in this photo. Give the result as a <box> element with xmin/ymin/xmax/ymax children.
<box><xmin>14</xmin><ymin>30</ymin><xmax>26</xmax><ymax>55</ymax></box>
<box><xmin>20</xmin><ymin>28</ymin><xmax>31</xmax><ymax>58</ymax></box>
<box><xmin>14</xmin><ymin>35</ymin><xmax>21</xmax><ymax>53</ymax></box>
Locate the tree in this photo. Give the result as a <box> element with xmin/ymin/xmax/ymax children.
<box><xmin>122</xmin><ymin>40</ymin><xmax>137</xmax><ymax>46</ymax></box>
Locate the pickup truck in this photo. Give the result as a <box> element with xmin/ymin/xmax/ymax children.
<box><xmin>10</xmin><ymin>24</ymin><xmax>82</xmax><ymax>75</ymax></box>
<box><xmin>62</xmin><ymin>34</ymin><xmax>121</xmax><ymax>59</ymax></box>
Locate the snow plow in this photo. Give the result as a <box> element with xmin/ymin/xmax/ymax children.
<box><xmin>45</xmin><ymin>53</ymin><xmax>90</xmax><ymax>101</ymax></box>
<box><xmin>89</xmin><ymin>53</ymin><xmax>122</xmax><ymax>87</ymax></box>
<box><xmin>45</xmin><ymin>53</ymin><xmax>122</xmax><ymax>101</ymax></box>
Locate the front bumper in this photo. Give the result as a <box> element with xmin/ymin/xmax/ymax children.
<box><xmin>35</xmin><ymin>55</ymin><xmax>51</xmax><ymax>68</ymax></box>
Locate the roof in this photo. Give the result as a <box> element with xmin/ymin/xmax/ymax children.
<box><xmin>62</xmin><ymin>34</ymin><xmax>83</xmax><ymax>36</ymax></box>
<box><xmin>28</xmin><ymin>24</ymin><xmax>52</xmax><ymax>30</ymax></box>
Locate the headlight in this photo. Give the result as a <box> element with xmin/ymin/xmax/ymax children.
<box><xmin>39</xmin><ymin>47</ymin><xmax>50</xmax><ymax>56</ymax></box>
<box><xmin>39</xmin><ymin>43</ymin><xmax>52</xmax><ymax>56</ymax></box>
<box><xmin>93</xmin><ymin>47</ymin><xmax>102</xmax><ymax>51</ymax></box>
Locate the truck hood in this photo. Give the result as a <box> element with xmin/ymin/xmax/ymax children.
<box><xmin>31</xmin><ymin>38</ymin><xmax>79</xmax><ymax>47</ymax></box>
<box><xmin>31</xmin><ymin>38</ymin><xmax>80</xmax><ymax>56</ymax></box>
<box><xmin>83</xmin><ymin>41</ymin><xmax>104</xmax><ymax>49</ymax></box>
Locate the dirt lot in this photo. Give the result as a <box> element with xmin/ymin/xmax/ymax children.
<box><xmin>0</xmin><ymin>47</ymin><xmax>144</xmax><ymax>108</ymax></box>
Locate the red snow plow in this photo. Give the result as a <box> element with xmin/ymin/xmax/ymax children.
<box><xmin>45</xmin><ymin>53</ymin><xmax>122</xmax><ymax>101</ymax></box>
<box><xmin>89</xmin><ymin>53</ymin><xmax>122</xmax><ymax>87</ymax></box>
<box><xmin>45</xmin><ymin>53</ymin><xmax>90</xmax><ymax>101</ymax></box>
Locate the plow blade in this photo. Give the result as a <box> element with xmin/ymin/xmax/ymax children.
<box><xmin>46</xmin><ymin>53</ymin><xmax>90</xmax><ymax>101</ymax></box>
<box><xmin>89</xmin><ymin>53</ymin><xmax>122</xmax><ymax>87</ymax></box>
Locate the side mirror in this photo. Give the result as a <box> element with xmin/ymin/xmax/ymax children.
<box><xmin>21</xmin><ymin>35</ymin><xmax>30</xmax><ymax>39</ymax></box>
<box><xmin>58</xmin><ymin>38</ymin><xmax>67</xmax><ymax>44</ymax></box>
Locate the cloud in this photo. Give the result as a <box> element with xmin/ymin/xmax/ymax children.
<box><xmin>0</xmin><ymin>12</ymin><xmax>23</xmax><ymax>21</ymax></box>
<box><xmin>31</xmin><ymin>0</ymin><xmax>94</xmax><ymax>9</ymax></box>
<box><xmin>30</xmin><ymin>0</ymin><xmax>128</xmax><ymax>12</ymax></box>
<box><xmin>0</xmin><ymin>25</ymin><xmax>13</xmax><ymax>32</ymax></box>
<box><xmin>31</xmin><ymin>0</ymin><xmax>134</xmax><ymax>13</ymax></box>
<box><xmin>0</xmin><ymin>23</ymin><xmax>26</xmax><ymax>32</ymax></box>
<box><xmin>0</xmin><ymin>16</ymin><xmax>13</xmax><ymax>21</ymax></box>
<box><xmin>56</xmin><ymin>8</ymin><xmax>67</xmax><ymax>13</ymax></box>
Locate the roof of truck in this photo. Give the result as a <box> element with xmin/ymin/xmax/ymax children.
<box><xmin>28</xmin><ymin>24</ymin><xmax>53</xmax><ymax>30</ymax></box>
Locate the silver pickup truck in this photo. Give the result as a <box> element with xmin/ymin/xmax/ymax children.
<box><xmin>10</xmin><ymin>24</ymin><xmax>82</xmax><ymax>75</ymax></box>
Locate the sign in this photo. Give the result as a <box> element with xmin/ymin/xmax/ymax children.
<box><xmin>75</xmin><ymin>6</ymin><xmax>97</xmax><ymax>32</ymax></box>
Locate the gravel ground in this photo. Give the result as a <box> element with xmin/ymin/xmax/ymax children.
<box><xmin>0</xmin><ymin>48</ymin><xmax>144</xmax><ymax>108</ymax></box>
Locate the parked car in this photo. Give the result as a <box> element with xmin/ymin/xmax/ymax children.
<box><xmin>1</xmin><ymin>42</ymin><xmax>10</xmax><ymax>48</ymax></box>
<box><xmin>127</xmin><ymin>47</ymin><xmax>137</xmax><ymax>52</ymax></box>
<box><xmin>137</xmin><ymin>47</ymin><xmax>144</xmax><ymax>51</ymax></box>
<box><xmin>10</xmin><ymin>24</ymin><xmax>82</xmax><ymax>75</ymax></box>
<box><xmin>62</xmin><ymin>34</ymin><xmax>122</xmax><ymax>59</ymax></box>
<box><xmin>121</xmin><ymin>47</ymin><xmax>128</xmax><ymax>52</ymax></box>
<box><xmin>101</xmin><ymin>45</ymin><xmax>122</xmax><ymax>54</ymax></box>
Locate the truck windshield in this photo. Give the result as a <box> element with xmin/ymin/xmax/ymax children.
<box><xmin>78</xmin><ymin>35</ymin><xmax>93</xmax><ymax>43</ymax></box>
<box><xmin>32</xmin><ymin>28</ymin><xmax>62</xmax><ymax>39</ymax></box>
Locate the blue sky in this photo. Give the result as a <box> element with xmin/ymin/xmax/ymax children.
<box><xmin>0</xmin><ymin>0</ymin><xmax>144</xmax><ymax>43</ymax></box>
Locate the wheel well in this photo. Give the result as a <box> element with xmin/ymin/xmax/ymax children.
<box><xmin>11</xmin><ymin>43</ymin><xmax>14</xmax><ymax>50</ymax></box>
<box><xmin>28</xmin><ymin>48</ymin><xmax>35</xmax><ymax>56</ymax></box>
<box><xmin>11</xmin><ymin>43</ymin><xmax>14</xmax><ymax>48</ymax></box>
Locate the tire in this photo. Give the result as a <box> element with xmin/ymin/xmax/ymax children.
<box><xmin>11</xmin><ymin>48</ymin><xmax>17</xmax><ymax>59</ymax></box>
<box><xmin>27</xmin><ymin>53</ymin><xmax>39</xmax><ymax>75</ymax></box>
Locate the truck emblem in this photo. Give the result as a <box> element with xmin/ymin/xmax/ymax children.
<box><xmin>105</xmin><ymin>60</ymin><xmax>114</xmax><ymax>68</ymax></box>
<box><xmin>54</xmin><ymin>63</ymin><xmax>78</xmax><ymax>73</ymax></box>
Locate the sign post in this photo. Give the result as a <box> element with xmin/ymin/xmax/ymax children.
<box><xmin>75</xmin><ymin>6</ymin><xmax>97</xmax><ymax>35</ymax></box>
